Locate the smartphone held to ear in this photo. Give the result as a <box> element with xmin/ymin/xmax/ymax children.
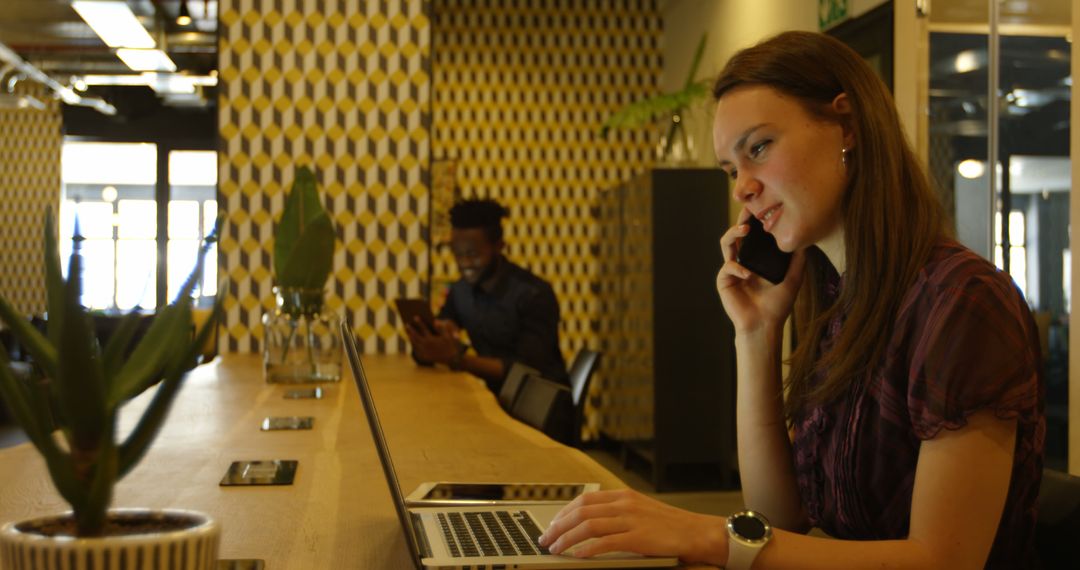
<box><xmin>737</xmin><ymin>216</ymin><xmax>792</xmax><ymax>285</ymax></box>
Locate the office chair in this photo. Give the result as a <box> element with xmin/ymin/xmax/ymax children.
<box><xmin>510</xmin><ymin>375</ymin><xmax>573</xmax><ymax>444</ymax></box>
<box><xmin>567</xmin><ymin>349</ymin><xmax>602</xmax><ymax>445</ymax></box>
<box><xmin>1036</xmin><ymin>468</ymin><xmax>1080</xmax><ymax>568</ymax></box>
<box><xmin>498</xmin><ymin>361</ymin><xmax>540</xmax><ymax>411</ymax></box>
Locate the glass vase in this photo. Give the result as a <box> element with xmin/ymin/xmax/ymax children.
<box><xmin>655</xmin><ymin>113</ymin><xmax>698</xmax><ymax>165</ymax></box>
<box><xmin>262</xmin><ymin>286</ymin><xmax>342</xmax><ymax>383</ymax></box>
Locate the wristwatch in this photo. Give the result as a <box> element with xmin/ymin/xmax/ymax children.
<box><xmin>725</xmin><ymin>510</ymin><xmax>772</xmax><ymax>570</ymax></box>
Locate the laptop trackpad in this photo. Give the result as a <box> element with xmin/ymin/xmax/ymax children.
<box><xmin>562</xmin><ymin>538</ymin><xmax>650</xmax><ymax>560</ymax></box>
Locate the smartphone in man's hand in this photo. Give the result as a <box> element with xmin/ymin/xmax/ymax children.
<box><xmin>737</xmin><ymin>215</ymin><xmax>792</xmax><ymax>285</ymax></box>
<box><xmin>394</xmin><ymin>298</ymin><xmax>437</xmax><ymax>334</ymax></box>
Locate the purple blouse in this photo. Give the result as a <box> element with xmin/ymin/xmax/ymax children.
<box><xmin>792</xmin><ymin>240</ymin><xmax>1045</xmax><ymax>568</ymax></box>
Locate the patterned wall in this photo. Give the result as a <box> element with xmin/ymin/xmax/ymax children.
<box><xmin>0</xmin><ymin>83</ymin><xmax>62</xmax><ymax>317</ymax></box>
<box><xmin>217</xmin><ymin>0</ymin><xmax>660</xmax><ymax>440</ymax></box>
<box><xmin>430</xmin><ymin>0</ymin><xmax>662</xmax><ymax>440</ymax></box>
<box><xmin>217</xmin><ymin>0</ymin><xmax>431</xmax><ymax>354</ymax></box>
<box><xmin>595</xmin><ymin>173</ymin><xmax>655</xmax><ymax>441</ymax></box>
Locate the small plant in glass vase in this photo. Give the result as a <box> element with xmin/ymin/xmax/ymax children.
<box><xmin>599</xmin><ymin>33</ymin><xmax>710</xmax><ymax>165</ymax></box>
<box><xmin>0</xmin><ymin>211</ymin><xmax>224</xmax><ymax>569</ymax></box>
<box><xmin>262</xmin><ymin>166</ymin><xmax>341</xmax><ymax>383</ymax></box>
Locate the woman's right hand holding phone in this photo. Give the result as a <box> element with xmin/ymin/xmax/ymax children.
<box><xmin>717</xmin><ymin>209</ymin><xmax>805</xmax><ymax>335</ymax></box>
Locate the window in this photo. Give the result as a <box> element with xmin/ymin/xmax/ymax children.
<box><xmin>59</xmin><ymin>142</ymin><xmax>216</xmax><ymax>311</ymax></box>
<box><xmin>167</xmin><ymin>150</ymin><xmax>218</xmax><ymax>302</ymax></box>
<box><xmin>993</xmin><ymin>210</ymin><xmax>1027</xmax><ymax>298</ymax></box>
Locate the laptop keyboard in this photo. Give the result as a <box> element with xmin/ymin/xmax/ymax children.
<box><xmin>437</xmin><ymin>510</ymin><xmax>550</xmax><ymax>558</ymax></box>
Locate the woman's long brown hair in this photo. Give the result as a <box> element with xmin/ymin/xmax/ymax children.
<box><xmin>713</xmin><ymin>31</ymin><xmax>948</xmax><ymax>420</ymax></box>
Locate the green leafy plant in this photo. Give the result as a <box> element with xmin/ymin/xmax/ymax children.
<box><xmin>599</xmin><ymin>33</ymin><xmax>710</xmax><ymax>160</ymax></box>
<box><xmin>273</xmin><ymin>166</ymin><xmax>335</xmax><ymax>304</ymax></box>
<box><xmin>0</xmin><ymin>211</ymin><xmax>224</xmax><ymax>537</ymax></box>
<box><xmin>267</xmin><ymin>166</ymin><xmax>337</xmax><ymax>374</ymax></box>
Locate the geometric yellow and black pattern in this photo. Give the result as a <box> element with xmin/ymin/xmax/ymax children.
<box><xmin>216</xmin><ymin>0</ymin><xmax>661</xmax><ymax>439</ymax></box>
<box><xmin>0</xmin><ymin>82</ymin><xmax>62</xmax><ymax>317</ymax></box>
<box><xmin>595</xmin><ymin>173</ymin><xmax>657</xmax><ymax>442</ymax></box>
<box><xmin>218</xmin><ymin>0</ymin><xmax>431</xmax><ymax>354</ymax></box>
<box><xmin>430</xmin><ymin>0</ymin><xmax>662</xmax><ymax>341</ymax></box>
<box><xmin>431</xmin><ymin>0</ymin><xmax>661</xmax><ymax>439</ymax></box>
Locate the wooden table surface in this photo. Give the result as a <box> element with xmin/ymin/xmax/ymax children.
<box><xmin>0</xmin><ymin>353</ymin><xmax>629</xmax><ymax>569</ymax></box>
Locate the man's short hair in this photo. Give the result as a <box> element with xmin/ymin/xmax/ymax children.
<box><xmin>450</xmin><ymin>198</ymin><xmax>508</xmax><ymax>243</ymax></box>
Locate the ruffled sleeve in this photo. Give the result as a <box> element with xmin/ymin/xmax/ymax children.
<box><xmin>906</xmin><ymin>263</ymin><xmax>1041</xmax><ymax>440</ymax></box>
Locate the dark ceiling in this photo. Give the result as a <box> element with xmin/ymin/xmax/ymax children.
<box><xmin>0</xmin><ymin>0</ymin><xmax>1071</xmax><ymax>140</ymax></box>
<box><xmin>929</xmin><ymin>32</ymin><xmax>1071</xmax><ymax>159</ymax></box>
<box><xmin>0</xmin><ymin>0</ymin><xmax>217</xmax><ymax>114</ymax></box>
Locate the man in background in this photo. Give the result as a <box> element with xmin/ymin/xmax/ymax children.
<box><xmin>405</xmin><ymin>198</ymin><xmax>568</xmax><ymax>394</ymax></box>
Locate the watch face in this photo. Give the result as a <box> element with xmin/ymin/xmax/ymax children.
<box><xmin>731</xmin><ymin>514</ymin><xmax>768</xmax><ymax>541</ymax></box>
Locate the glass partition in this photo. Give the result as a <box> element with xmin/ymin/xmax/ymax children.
<box><xmin>928</xmin><ymin>0</ymin><xmax>1072</xmax><ymax>470</ymax></box>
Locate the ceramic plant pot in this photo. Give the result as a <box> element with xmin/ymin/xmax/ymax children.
<box><xmin>0</xmin><ymin>509</ymin><xmax>219</xmax><ymax>570</ymax></box>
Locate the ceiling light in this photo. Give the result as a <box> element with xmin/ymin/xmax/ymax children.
<box><xmin>142</xmin><ymin>72</ymin><xmax>216</xmax><ymax>94</ymax></box>
<box><xmin>143</xmin><ymin>72</ymin><xmax>196</xmax><ymax>94</ymax></box>
<box><xmin>80</xmin><ymin>73</ymin><xmax>217</xmax><ymax>90</ymax></box>
<box><xmin>116</xmin><ymin>49</ymin><xmax>177</xmax><ymax>72</ymax></box>
<box><xmin>954</xmin><ymin>50</ymin><xmax>980</xmax><ymax>74</ymax></box>
<box><xmin>80</xmin><ymin>74</ymin><xmax>147</xmax><ymax>86</ymax></box>
<box><xmin>72</xmin><ymin>1</ymin><xmax>156</xmax><ymax>49</ymax></box>
<box><xmin>957</xmin><ymin>159</ymin><xmax>985</xmax><ymax>179</ymax></box>
<box><xmin>1046</xmin><ymin>48</ymin><xmax>1067</xmax><ymax>61</ymax></box>
<box><xmin>177</xmin><ymin>1</ymin><xmax>192</xmax><ymax>26</ymax></box>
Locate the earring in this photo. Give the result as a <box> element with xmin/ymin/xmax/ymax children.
<box><xmin>841</xmin><ymin>147</ymin><xmax>850</xmax><ymax>167</ymax></box>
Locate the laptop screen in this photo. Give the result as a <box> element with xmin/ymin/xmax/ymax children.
<box><xmin>340</xmin><ymin>322</ymin><xmax>424</xmax><ymax>570</ymax></box>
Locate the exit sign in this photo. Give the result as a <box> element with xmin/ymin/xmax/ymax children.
<box><xmin>819</xmin><ymin>0</ymin><xmax>849</xmax><ymax>29</ymax></box>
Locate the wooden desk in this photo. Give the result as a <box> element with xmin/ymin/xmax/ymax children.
<box><xmin>0</xmin><ymin>354</ymin><xmax>627</xmax><ymax>568</ymax></box>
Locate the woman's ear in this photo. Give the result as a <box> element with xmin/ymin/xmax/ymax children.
<box><xmin>831</xmin><ymin>92</ymin><xmax>856</xmax><ymax>150</ymax></box>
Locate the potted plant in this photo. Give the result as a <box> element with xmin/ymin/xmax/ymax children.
<box><xmin>0</xmin><ymin>212</ymin><xmax>224</xmax><ymax>569</ymax></box>
<box><xmin>599</xmin><ymin>33</ymin><xmax>710</xmax><ymax>163</ymax></box>
<box><xmin>262</xmin><ymin>166</ymin><xmax>340</xmax><ymax>383</ymax></box>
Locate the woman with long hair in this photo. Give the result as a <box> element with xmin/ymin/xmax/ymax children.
<box><xmin>538</xmin><ymin>31</ymin><xmax>1043</xmax><ymax>569</ymax></box>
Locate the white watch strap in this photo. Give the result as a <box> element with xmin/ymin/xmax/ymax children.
<box><xmin>725</xmin><ymin>538</ymin><xmax>764</xmax><ymax>570</ymax></box>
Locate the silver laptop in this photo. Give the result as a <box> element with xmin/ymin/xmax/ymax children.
<box><xmin>340</xmin><ymin>323</ymin><xmax>677</xmax><ymax>569</ymax></box>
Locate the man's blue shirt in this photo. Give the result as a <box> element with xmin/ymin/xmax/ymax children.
<box><xmin>439</xmin><ymin>258</ymin><xmax>568</xmax><ymax>390</ymax></box>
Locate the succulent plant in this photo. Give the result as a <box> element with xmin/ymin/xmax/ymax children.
<box><xmin>0</xmin><ymin>211</ymin><xmax>223</xmax><ymax>536</ymax></box>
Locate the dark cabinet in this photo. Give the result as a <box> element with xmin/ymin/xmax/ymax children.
<box><xmin>597</xmin><ymin>168</ymin><xmax>737</xmax><ymax>491</ymax></box>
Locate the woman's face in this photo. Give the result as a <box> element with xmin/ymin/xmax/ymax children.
<box><xmin>712</xmin><ymin>85</ymin><xmax>850</xmax><ymax>255</ymax></box>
